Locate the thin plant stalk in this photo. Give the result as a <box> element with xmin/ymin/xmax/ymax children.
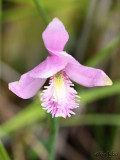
<box><xmin>33</xmin><ymin>0</ymin><xmax>50</xmax><ymax>25</ymax></box>
<box><xmin>48</xmin><ymin>118</ymin><xmax>58</xmax><ymax>160</ymax></box>
<box><xmin>33</xmin><ymin>1</ymin><xmax>58</xmax><ymax>160</ymax></box>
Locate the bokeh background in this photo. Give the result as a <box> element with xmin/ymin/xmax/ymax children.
<box><xmin>1</xmin><ymin>0</ymin><xmax>120</xmax><ymax>160</ymax></box>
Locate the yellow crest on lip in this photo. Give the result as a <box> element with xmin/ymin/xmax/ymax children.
<box><xmin>54</xmin><ymin>71</ymin><xmax>64</xmax><ymax>89</ymax></box>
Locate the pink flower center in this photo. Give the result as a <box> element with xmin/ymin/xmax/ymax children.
<box><xmin>41</xmin><ymin>70</ymin><xmax>80</xmax><ymax>118</ymax></box>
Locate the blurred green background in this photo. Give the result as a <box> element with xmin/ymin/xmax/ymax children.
<box><xmin>1</xmin><ymin>0</ymin><xmax>120</xmax><ymax>160</ymax></box>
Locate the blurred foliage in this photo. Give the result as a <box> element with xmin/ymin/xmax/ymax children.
<box><xmin>0</xmin><ymin>99</ymin><xmax>46</xmax><ymax>138</ymax></box>
<box><xmin>0</xmin><ymin>79</ymin><xmax>120</xmax><ymax>139</ymax></box>
<box><xmin>1</xmin><ymin>0</ymin><xmax>120</xmax><ymax>160</ymax></box>
<box><xmin>80</xmin><ymin>80</ymin><xmax>120</xmax><ymax>104</ymax></box>
<box><xmin>85</xmin><ymin>34</ymin><xmax>120</xmax><ymax>67</ymax></box>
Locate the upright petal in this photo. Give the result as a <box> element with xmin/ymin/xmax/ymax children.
<box><xmin>42</xmin><ymin>18</ymin><xmax>69</xmax><ymax>51</ymax></box>
<box><xmin>47</xmin><ymin>48</ymin><xmax>80</xmax><ymax>65</ymax></box>
<box><xmin>65</xmin><ymin>63</ymin><xmax>112</xmax><ymax>87</ymax></box>
<box><xmin>9</xmin><ymin>72</ymin><xmax>46</xmax><ymax>99</ymax></box>
<box><xmin>29</xmin><ymin>55</ymin><xmax>68</xmax><ymax>78</ymax></box>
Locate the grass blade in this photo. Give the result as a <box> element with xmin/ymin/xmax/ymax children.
<box><xmin>32</xmin><ymin>2</ymin><xmax>59</xmax><ymax>160</ymax></box>
<box><xmin>0</xmin><ymin>100</ymin><xmax>46</xmax><ymax>139</ymax></box>
<box><xmin>0</xmin><ymin>80</ymin><xmax>120</xmax><ymax>138</ymax></box>
<box><xmin>85</xmin><ymin>34</ymin><xmax>120</xmax><ymax>67</ymax></box>
<box><xmin>0</xmin><ymin>141</ymin><xmax>11</xmax><ymax>160</ymax></box>
<box><xmin>60</xmin><ymin>114</ymin><xmax>120</xmax><ymax>126</ymax></box>
<box><xmin>80</xmin><ymin>80</ymin><xmax>120</xmax><ymax>104</ymax></box>
<box><xmin>33</xmin><ymin>0</ymin><xmax>50</xmax><ymax>25</ymax></box>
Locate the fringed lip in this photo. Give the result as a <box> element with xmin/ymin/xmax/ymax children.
<box><xmin>41</xmin><ymin>71</ymin><xmax>80</xmax><ymax>118</ymax></box>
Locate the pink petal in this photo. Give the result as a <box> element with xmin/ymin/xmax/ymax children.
<box><xmin>47</xmin><ymin>49</ymin><xmax>112</xmax><ymax>87</ymax></box>
<box><xmin>65</xmin><ymin>63</ymin><xmax>112</xmax><ymax>87</ymax></box>
<box><xmin>29</xmin><ymin>55</ymin><xmax>68</xmax><ymax>78</ymax></box>
<box><xmin>42</xmin><ymin>18</ymin><xmax>69</xmax><ymax>51</ymax></box>
<box><xmin>9</xmin><ymin>72</ymin><xmax>46</xmax><ymax>99</ymax></box>
<box><xmin>47</xmin><ymin>48</ymin><xmax>80</xmax><ymax>65</ymax></box>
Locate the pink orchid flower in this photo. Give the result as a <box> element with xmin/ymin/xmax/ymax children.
<box><xmin>9</xmin><ymin>18</ymin><xmax>112</xmax><ymax>118</ymax></box>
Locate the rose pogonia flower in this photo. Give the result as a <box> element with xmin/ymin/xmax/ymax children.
<box><xmin>9</xmin><ymin>18</ymin><xmax>112</xmax><ymax>118</ymax></box>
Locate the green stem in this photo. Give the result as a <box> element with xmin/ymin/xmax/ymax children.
<box><xmin>1</xmin><ymin>114</ymin><xmax>120</xmax><ymax>140</ymax></box>
<box><xmin>48</xmin><ymin>117</ymin><xmax>58</xmax><ymax>160</ymax></box>
<box><xmin>0</xmin><ymin>141</ymin><xmax>11</xmax><ymax>160</ymax></box>
<box><xmin>33</xmin><ymin>2</ymin><xmax>58</xmax><ymax>160</ymax></box>
<box><xmin>33</xmin><ymin>0</ymin><xmax>50</xmax><ymax>25</ymax></box>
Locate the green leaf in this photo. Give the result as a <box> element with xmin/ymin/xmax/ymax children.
<box><xmin>0</xmin><ymin>141</ymin><xmax>11</xmax><ymax>160</ymax></box>
<box><xmin>0</xmin><ymin>99</ymin><xmax>46</xmax><ymax>139</ymax></box>
<box><xmin>80</xmin><ymin>80</ymin><xmax>120</xmax><ymax>104</ymax></box>
<box><xmin>60</xmin><ymin>114</ymin><xmax>120</xmax><ymax>126</ymax></box>
<box><xmin>0</xmin><ymin>81</ymin><xmax>119</xmax><ymax>138</ymax></box>
<box><xmin>85</xmin><ymin>34</ymin><xmax>120</xmax><ymax>67</ymax></box>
